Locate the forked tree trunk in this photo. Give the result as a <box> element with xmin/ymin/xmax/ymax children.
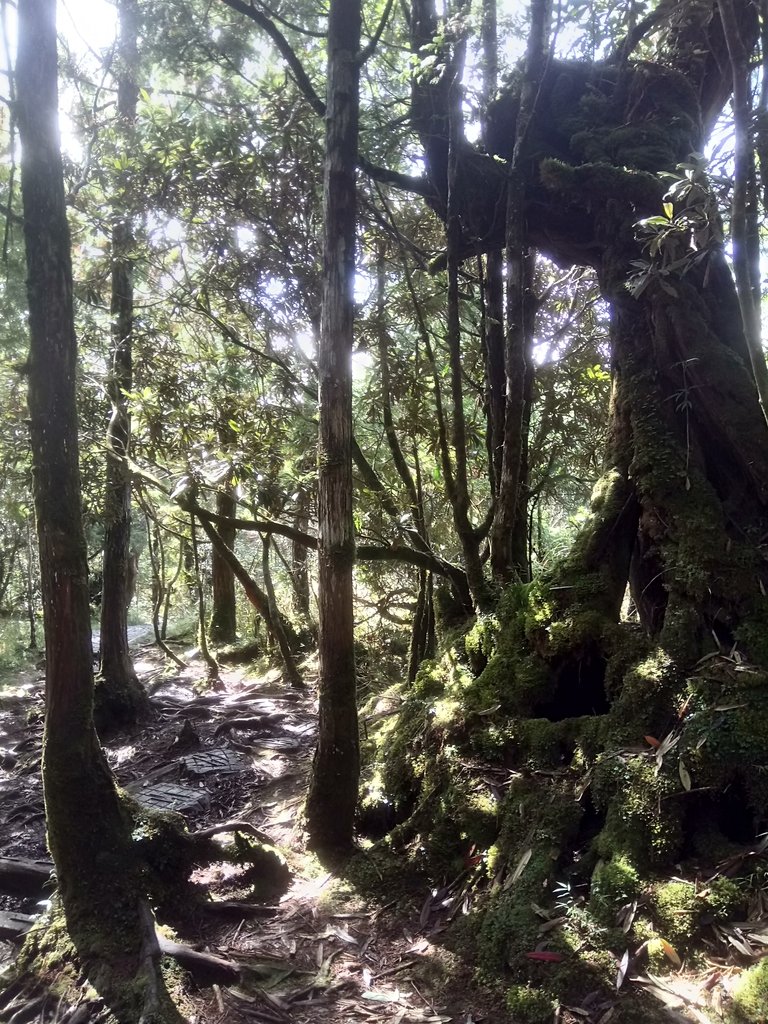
<box><xmin>97</xmin><ymin>0</ymin><xmax>149</xmax><ymax>729</ymax></box>
<box><xmin>16</xmin><ymin>2</ymin><xmax>180</xmax><ymax>1018</ymax></box>
<box><xmin>408</xmin><ymin>0</ymin><xmax>768</xmax><ymax>636</ymax></box>
<box><xmin>305</xmin><ymin>0</ymin><xmax>361</xmax><ymax>856</ymax></box>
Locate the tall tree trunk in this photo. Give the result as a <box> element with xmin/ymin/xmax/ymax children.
<box><xmin>305</xmin><ymin>0</ymin><xmax>361</xmax><ymax>856</ymax></box>
<box><xmin>719</xmin><ymin>0</ymin><xmax>768</xmax><ymax>418</ymax></box>
<box><xmin>489</xmin><ymin>0</ymin><xmax>552</xmax><ymax>582</ymax></box>
<box><xmin>16</xmin><ymin>2</ymin><xmax>180</xmax><ymax>1017</ymax></box>
<box><xmin>25</xmin><ymin>516</ymin><xmax>37</xmax><ymax>650</ymax></box>
<box><xmin>444</xmin><ymin>5</ymin><xmax>489</xmax><ymax>610</ymax></box>
<box><xmin>97</xmin><ymin>0</ymin><xmax>148</xmax><ymax>729</ymax></box>
<box><xmin>479</xmin><ymin>0</ymin><xmax>505</xmax><ymax>498</ymax></box>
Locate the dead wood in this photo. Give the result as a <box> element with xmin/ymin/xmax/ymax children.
<box><xmin>0</xmin><ymin>910</ymin><xmax>37</xmax><ymax>941</ymax></box>
<box><xmin>156</xmin><ymin>934</ymin><xmax>241</xmax><ymax>986</ymax></box>
<box><xmin>0</xmin><ymin>857</ymin><xmax>53</xmax><ymax>896</ymax></box>
<box><xmin>192</xmin><ymin>819</ymin><xmax>276</xmax><ymax>846</ymax></box>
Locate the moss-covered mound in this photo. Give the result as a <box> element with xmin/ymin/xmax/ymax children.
<box><xmin>362</xmin><ymin>547</ymin><xmax>768</xmax><ymax>1023</ymax></box>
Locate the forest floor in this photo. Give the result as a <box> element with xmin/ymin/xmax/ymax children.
<box><xmin>0</xmin><ymin>638</ymin><xmax>516</xmax><ymax>1024</ymax></box>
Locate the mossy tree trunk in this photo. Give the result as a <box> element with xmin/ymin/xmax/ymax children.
<box><xmin>17</xmin><ymin>1</ymin><xmax>182</xmax><ymax>1019</ymax></box>
<box><xmin>392</xmin><ymin>0</ymin><xmax>768</xmax><ymax>946</ymax></box>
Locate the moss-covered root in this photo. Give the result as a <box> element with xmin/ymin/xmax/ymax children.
<box><xmin>19</xmin><ymin>900</ymin><xmax>186</xmax><ymax>1024</ymax></box>
<box><xmin>130</xmin><ymin>804</ymin><xmax>291</xmax><ymax>907</ymax></box>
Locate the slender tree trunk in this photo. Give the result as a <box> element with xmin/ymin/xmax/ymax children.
<box><xmin>305</xmin><ymin>0</ymin><xmax>361</xmax><ymax>856</ymax></box>
<box><xmin>209</xmin><ymin>483</ymin><xmax>238</xmax><ymax>643</ymax></box>
<box><xmin>480</xmin><ymin>0</ymin><xmax>505</xmax><ymax>498</ymax></box>
<box><xmin>482</xmin><ymin>252</ymin><xmax>506</xmax><ymax>496</ymax></box>
<box><xmin>192</xmin><ymin>506</ymin><xmax>300</xmax><ymax>666</ymax></box>
<box><xmin>262</xmin><ymin>536</ymin><xmax>304</xmax><ymax>689</ymax></box>
<box><xmin>16</xmin><ymin>2</ymin><xmax>180</xmax><ymax>1016</ymax></box>
<box><xmin>445</xmin><ymin>8</ymin><xmax>489</xmax><ymax>610</ymax></box>
<box><xmin>97</xmin><ymin>0</ymin><xmax>148</xmax><ymax>728</ymax></box>
<box><xmin>25</xmin><ymin>516</ymin><xmax>37</xmax><ymax>650</ymax></box>
<box><xmin>719</xmin><ymin>0</ymin><xmax>768</xmax><ymax>419</ymax></box>
<box><xmin>190</xmin><ymin>514</ymin><xmax>220</xmax><ymax>682</ymax></box>
<box><xmin>142</xmin><ymin>502</ymin><xmax>186</xmax><ymax>669</ymax></box>
<box><xmin>291</xmin><ymin>490</ymin><xmax>312</xmax><ymax>622</ymax></box>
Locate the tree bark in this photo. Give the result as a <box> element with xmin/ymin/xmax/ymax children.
<box><xmin>97</xmin><ymin>0</ymin><xmax>149</xmax><ymax>728</ymax></box>
<box><xmin>305</xmin><ymin>0</ymin><xmax>361</xmax><ymax>856</ymax></box>
<box><xmin>16</xmin><ymin>2</ymin><xmax>181</xmax><ymax>1017</ymax></box>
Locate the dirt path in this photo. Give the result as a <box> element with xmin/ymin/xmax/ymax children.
<box><xmin>0</xmin><ymin>647</ymin><xmax>510</xmax><ymax>1024</ymax></box>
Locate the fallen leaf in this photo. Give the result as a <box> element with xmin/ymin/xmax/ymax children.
<box><xmin>659</xmin><ymin>938</ymin><xmax>682</xmax><ymax>967</ymax></box>
<box><xmin>644</xmin><ymin>735</ymin><xmax>661</xmax><ymax>749</ymax></box>
<box><xmin>361</xmin><ymin>988</ymin><xmax>403</xmax><ymax>1003</ymax></box>
<box><xmin>616</xmin><ymin>949</ymin><xmax>630</xmax><ymax>990</ymax></box>
<box><xmin>678</xmin><ymin>761</ymin><xmax>692</xmax><ymax>792</ymax></box>
<box><xmin>525</xmin><ymin>951</ymin><xmax>564</xmax><ymax>962</ymax></box>
<box><xmin>507</xmin><ymin>847</ymin><xmax>532</xmax><ymax>886</ymax></box>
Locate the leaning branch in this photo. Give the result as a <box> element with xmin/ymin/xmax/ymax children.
<box><xmin>358</xmin><ymin>0</ymin><xmax>396</xmax><ymax>63</ymax></box>
<box><xmin>218</xmin><ymin>0</ymin><xmax>326</xmax><ymax>115</ymax></box>
<box><xmin>193</xmin><ymin>502</ymin><xmax>465</xmax><ymax>584</ymax></box>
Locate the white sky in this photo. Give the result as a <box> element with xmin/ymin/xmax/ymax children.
<box><xmin>59</xmin><ymin>0</ymin><xmax>117</xmax><ymax>54</ymax></box>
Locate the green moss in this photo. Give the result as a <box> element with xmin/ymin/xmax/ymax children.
<box><xmin>735</xmin><ymin>597</ymin><xmax>768</xmax><ymax>667</ymax></box>
<box><xmin>593</xmin><ymin>753</ymin><xmax>682</xmax><ymax>866</ymax></box>
<box><xmin>473</xmin><ymin>779</ymin><xmax>583</xmax><ymax>974</ymax></box>
<box><xmin>702</xmin><ymin>877</ymin><xmax>743</xmax><ymax>922</ymax></box>
<box><xmin>540</xmin><ymin>159</ymin><xmax>664</xmax><ymax>209</ymax></box>
<box><xmin>590</xmin><ymin>855</ymin><xmax>640</xmax><ymax>925</ymax></box>
<box><xmin>680</xmin><ymin>664</ymin><xmax>768</xmax><ymax>818</ymax></box>
<box><xmin>652</xmin><ymin>881</ymin><xmax>699</xmax><ymax>947</ymax></box>
<box><xmin>505</xmin><ymin>984</ymin><xmax>554</xmax><ymax>1023</ymax></box>
<box><xmin>731</xmin><ymin>957</ymin><xmax>768</xmax><ymax>1023</ymax></box>
<box><xmin>464</xmin><ymin>613</ymin><xmax>500</xmax><ymax>673</ymax></box>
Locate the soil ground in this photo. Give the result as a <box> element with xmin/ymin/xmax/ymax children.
<box><xmin>0</xmin><ymin>636</ymin><xmax>514</xmax><ymax>1024</ymax></box>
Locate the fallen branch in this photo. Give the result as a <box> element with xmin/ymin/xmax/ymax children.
<box><xmin>192</xmin><ymin>819</ymin><xmax>276</xmax><ymax>846</ymax></box>
<box><xmin>157</xmin><ymin>933</ymin><xmax>241</xmax><ymax>986</ymax></box>
<box><xmin>0</xmin><ymin>856</ymin><xmax>53</xmax><ymax>896</ymax></box>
